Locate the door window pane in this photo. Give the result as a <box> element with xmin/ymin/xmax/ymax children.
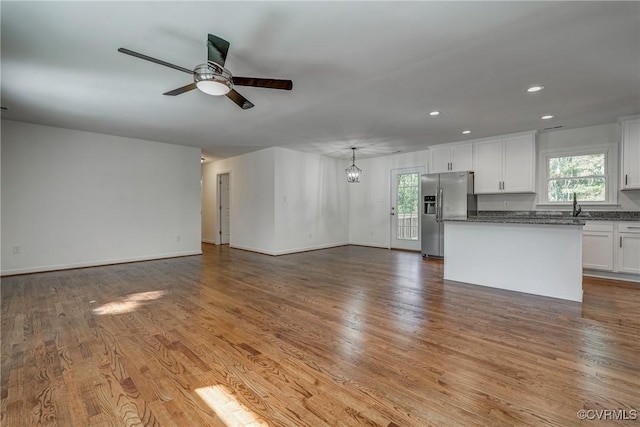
<box><xmin>396</xmin><ymin>173</ymin><xmax>419</xmax><ymax>240</ymax></box>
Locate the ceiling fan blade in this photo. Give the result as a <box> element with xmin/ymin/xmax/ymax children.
<box><xmin>163</xmin><ymin>83</ymin><xmax>197</xmax><ymax>96</ymax></box>
<box><xmin>226</xmin><ymin>89</ymin><xmax>254</xmax><ymax>110</ymax></box>
<box><xmin>232</xmin><ymin>77</ymin><xmax>293</xmax><ymax>91</ymax></box>
<box><xmin>118</xmin><ymin>48</ymin><xmax>193</xmax><ymax>75</ymax></box>
<box><xmin>207</xmin><ymin>34</ymin><xmax>230</xmax><ymax>67</ymax></box>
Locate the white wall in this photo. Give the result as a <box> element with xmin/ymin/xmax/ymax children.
<box><xmin>349</xmin><ymin>150</ymin><xmax>431</xmax><ymax>248</ymax></box>
<box><xmin>229</xmin><ymin>149</ymin><xmax>276</xmax><ymax>253</ymax></box>
<box><xmin>202</xmin><ymin>147</ymin><xmax>349</xmax><ymax>255</ymax></box>
<box><xmin>1</xmin><ymin>120</ymin><xmax>202</xmax><ymax>275</ymax></box>
<box><xmin>274</xmin><ymin>147</ymin><xmax>349</xmax><ymax>254</ymax></box>
<box><xmin>201</xmin><ymin>161</ymin><xmax>219</xmax><ymax>244</ymax></box>
<box><xmin>202</xmin><ymin>148</ymin><xmax>276</xmax><ymax>253</ymax></box>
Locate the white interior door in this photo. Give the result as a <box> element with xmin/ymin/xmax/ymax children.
<box><xmin>391</xmin><ymin>167</ymin><xmax>425</xmax><ymax>250</ymax></box>
<box><xmin>218</xmin><ymin>173</ymin><xmax>230</xmax><ymax>245</ymax></box>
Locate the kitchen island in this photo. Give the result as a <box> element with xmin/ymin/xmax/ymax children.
<box><xmin>443</xmin><ymin>217</ymin><xmax>585</xmax><ymax>302</ymax></box>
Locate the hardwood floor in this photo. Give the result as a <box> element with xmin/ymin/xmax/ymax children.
<box><xmin>2</xmin><ymin>244</ymin><xmax>639</xmax><ymax>426</ymax></box>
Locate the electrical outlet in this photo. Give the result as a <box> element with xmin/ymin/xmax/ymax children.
<box><xmin>308</xmin><ymin>233</ymin><xmax>313</xmax><ymax>239</ymax></box>
<box><xmin>504</xmin><ymin>200</ymin><xmax>509</xmax><ymax>207</ymax></box>
<box><xmin>12</xmin><ymin>245</ymin><xmax>21</xmax><ymax>255</ymax></box>
<box><xmin>176</xmin><ymin>235</ymin><xmax>181</xmax><ymax>242</ymax></box>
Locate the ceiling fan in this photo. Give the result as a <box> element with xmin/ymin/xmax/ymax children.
<box><xmin>118</xmin><ymin>34</ymin><xmax>293</xmax><ymax>110</ymax></box>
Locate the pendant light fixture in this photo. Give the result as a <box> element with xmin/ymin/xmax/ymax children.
<box><xmin>345</xmin><ymin>147</ymin><xmax>362</xmax><ymax>183</ymax></box>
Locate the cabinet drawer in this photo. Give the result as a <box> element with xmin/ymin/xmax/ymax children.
<box><xmin>618</xmin><ymin>222</ymin><xmax>640</xmax><ymax>233</ymax></box>
<box><xmin>583</xmin><ymin>221</ymin><xmax>615</xmax><ymax>232</ymax></box>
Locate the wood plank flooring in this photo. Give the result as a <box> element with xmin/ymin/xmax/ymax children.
<box><xmin>1</xmin><ymin>244</ymin><xmax>639</xmax><ymax>426</ymax></box>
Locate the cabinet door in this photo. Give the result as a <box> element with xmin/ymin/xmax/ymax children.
<box><xmin>617</xmin><ymin>233</ymin><xmax>640</xmax><ymax>274</ymax></box>
<box><xmin>450</xmin><ymin>144</ymin><xmax>473</xmax><ymax>172</ymax></box>
<box><xmin>503</xmin><ymin>135</ymin><xmax>535</xmax><ymax>193</ymax></box>
<box><xmin>582</xmin><ymin>232</ymin><xmax>614</xmax><ymax>271</ymax></box>
<box><xmin>621</xmin><ymin>118</ymin><xmax>640</xmax><ymax>189</ymax></box>
<box><xmin>473</xmin><ymin>139</ymin><xmax>503</xmax><ymax>193</ymax></box>
<box><xmin>431</xmin><ymin>146</ymin><xmax>451</xmax><ymax>173</ymax></box>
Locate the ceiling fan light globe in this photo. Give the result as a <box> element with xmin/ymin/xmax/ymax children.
<box><xmin>194</xmin><ymin>62</ymin><xmax>233</xmax><ymax>96</ymax></box>
<box><xmin>196</xmin><ymin>80</ymin><xmax>232</xmax><ymax>96</ymax></box>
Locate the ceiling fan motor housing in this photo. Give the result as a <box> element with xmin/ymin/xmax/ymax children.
<box><xmin>194</xmin><ymin>61</ymin><xmax>233</xmax><ymax>96</ymax></box>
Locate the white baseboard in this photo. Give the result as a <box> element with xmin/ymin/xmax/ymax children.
<box><xmin>583</xmin><ymin>270</ymin><xmax>640</xmax><ymax>283</ymax></box>
<box><xmin>230</xmin><ymin>242</ymin><xmax>349</xmax><ymax>256</ymax></box>
<box><xmin>349</xmin><ymin>242</ymin><xmax>390</xmax><ymax>250</ymax></box>
<box><xmin>201</xmin><ymin>239</ymin><xmax>217</xmax><ymax>245</ymax></box>
<box><xmin>1</xmin><ymin>250</ymin><xmax>202</xmax><ymax>276</ymax></box>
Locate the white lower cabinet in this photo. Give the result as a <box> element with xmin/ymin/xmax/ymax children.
<box><xmin>583</xmin><ymin>222</ymin><xmax>614</xmax><ymax>271</ymax></box>
<box><xmin>617</xmin><ymin>223</ymin><xmax>640</xmax><ymax>274</ymax></box>
<box><xmin>583</xmin><ymin>221</ymin><xmax>640</xmax><ymax>277</ymax></box>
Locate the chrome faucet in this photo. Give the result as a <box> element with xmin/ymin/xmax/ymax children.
<box><xmin>572</xmin><ymin>192</ymin><xmax>582</xmax><ymax>217</ymax></box>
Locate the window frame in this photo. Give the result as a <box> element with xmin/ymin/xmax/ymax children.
<box><xmin>537</xmin><ymin>144</ymin><xmax>618</xmax><ymax>206</ymax></box>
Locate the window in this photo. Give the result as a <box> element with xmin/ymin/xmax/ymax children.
<box><xmin>396</xmin><ymin>172</ymin><xmax>420</xmax><ymax>240</ymax></box>
<box><xmin>547</xmin><ymin>153</ymin><xmax>606</xmax><ymax>202</ymax></box>
<box><xmin>538</xmin><ymin>142</ymin><xmax>617</xmax><ymax>207</ymax></box>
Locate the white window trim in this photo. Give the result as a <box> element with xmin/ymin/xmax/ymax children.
<box><xmin>536</xmin><ymin>144</ymin><xmax>618</xmax><ymax>207</ymax></box>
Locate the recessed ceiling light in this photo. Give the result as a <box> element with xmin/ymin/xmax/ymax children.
<box><xmin>429</xmin><ymin>111</ymin><xmax>440</xmax><ymax>116</ymax></box>
<box><xmin>527</xmin><ymin>85</ymin><xmax>544</xmax><ymax>93</ymax></box>
<box><xmin>462</xmin><ymin>130</ymin><xmax>471</xmax><ymax>135</ymax></box>
<box><xmin>541</xmin><ymin>115</ymin><xmax>554</xmax><ymax>120</ymax></box>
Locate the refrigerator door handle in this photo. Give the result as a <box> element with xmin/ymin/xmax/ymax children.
<box><xmin>438</xmin><ymin>188</ymin><xmax>443</xmax><ymax>221</ymax></box>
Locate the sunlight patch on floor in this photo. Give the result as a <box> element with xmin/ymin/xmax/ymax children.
<box><xmin>92</xmin><ymin>290</ymin><xmax>166</xmax><ymax>315</ymax></box>
<box><xmin>195</xmin><ymin>385</ymin><xmax>268</xmax><ymax>427</ymax></box>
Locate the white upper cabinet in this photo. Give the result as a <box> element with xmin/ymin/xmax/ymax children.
<box><xmin>503</xmin><ymin>135</ymin><xmax>536</xmax><ymax>192</ymax></box>
<box><xmin>473</xmin><ymin>132</ymin><xmax>536</xmax><ymax>194</ymax></box>
<box><xmin>474</xmin><ymin>139</ymin><xmax>503</xmax><ymax>193</ymax></box>
<box><xmin>621</xmin><ymin>116</ymin><xmax>640</xmax><ymax>190</ymax></box>
<box><xmin>430</xmin><ymin>143</ymin><xmax>473</xmax><ymax>173</ymax></box>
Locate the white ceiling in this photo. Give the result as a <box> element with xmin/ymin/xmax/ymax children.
<box><xmin>2</xmin><ymin>2</ymin><xmax>639</xmax><ymax>161</ymax></box>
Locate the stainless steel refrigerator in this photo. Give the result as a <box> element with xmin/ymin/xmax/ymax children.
<box><xmin>421</xmin><ymin>171</ymin><xmax>477</xmax><ymax>258</ymax></box>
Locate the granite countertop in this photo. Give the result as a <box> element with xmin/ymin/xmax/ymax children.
<box><xmin>445</xmin><ymin>217</ymin><xmax>586</xmax><ymax>226</ymax></box>
<box><xmin>442</xmin><ymin>210</ymin><xmax>640</xmax><ymax>226</ymax></box>
<box><xmin>477</xmin><ymin>210</ymin><xmax>640</xmax><ymax>222</ymax></box>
